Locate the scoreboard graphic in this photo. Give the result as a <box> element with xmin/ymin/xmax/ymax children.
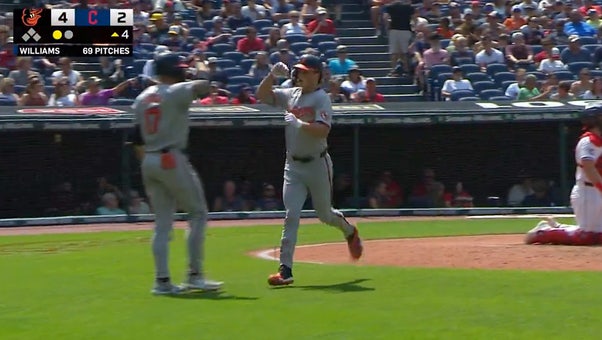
<box><xmin>13</xmin><ymin>8</ymin><xmax>133</xmax><ymax>57</ymax></box>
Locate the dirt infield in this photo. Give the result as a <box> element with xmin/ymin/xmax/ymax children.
<box><xmin>257</xmin><ymin>234</ymin><xmax>602</xmax><ymax>271</ymax></box>
<box><xmin>5</xmin><ymin>216</ymin><xmax>599</xmax><ymax>271</ymax></box>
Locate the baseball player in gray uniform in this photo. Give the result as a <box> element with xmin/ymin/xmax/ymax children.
<box><xmin>256</xmin><ymin>54</ymin><xmax>363</xmax><ymax>286</ymax></box>
<box><xmin>131</xmin><ymin>52</ymin><xmax>223</xmax><ymax>295</ymax></box>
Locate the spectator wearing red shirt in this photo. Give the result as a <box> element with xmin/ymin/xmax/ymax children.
<box><xmin>380</xmin><ymin>171</ymin><xmax>403</xmax><ymax>207</ymax></box>
<box><xmin>307</xmin><ymin>9</ymin><xmax>336</xmax><ymax>36</ymax></box>
<box><xmin>231</xmin><ymin>86</ymin><xmax>257</xmax><ymax>104</ymax></box>
<box><xmin>199</xmin><ymin>82</ymin><xmax>230</xmax><ymax>105</ymax></box>
<box><xmin>408</xmin><ymin>168</ymin><xmax>445</xmax><ymax>208</ymax></box>
<box><xmin>579</xmin><ymin>0</ymin><xmax>602</xmax><ymax>17</ymax></box>
<box><xmin>0</xmin><ymin>37</ymin><xmax>16</xmax><ymax>70</ymax></box>
<box><xmin>236</xmin><ymin>27</ymin><xmax>266</xmax><ymax>55</ymax></box>
<box><xmin>352</xmin><ymin>78</ymin><xmax>385</xmax><ymax>103</ymax></box>
<box><xmin>534</xmin><ymin>38</ymin><xmax>554</xmax><ymax>64</ymax></box>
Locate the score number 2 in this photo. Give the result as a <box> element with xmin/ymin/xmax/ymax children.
<box><xmin>144</xmin><ymin>106</ymin><xmax>161</xmax><ymax>134</ymax></box>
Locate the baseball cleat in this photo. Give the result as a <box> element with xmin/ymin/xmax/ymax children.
<box><xmin>346</xmin><ymin>226</ymin><xmax>363</xmax><ymax>260</ymax></box>
<box><xmin>181</xmin><ymin>276</ymin><xmax>224</xmax><ymax>291</ymax></box>
<box><xmin>525</xmin><ymin>220</ymin><xmax>551</xmax><ymax>244</ymax></box>
<box><xmin>151</xmin><ymin>282</ymin><xmax>187</xmax><ymax>295</ymax></box>
<box><xmin>268</xmin><ymin>265</ymin><xmax>294</xmax><ymax>286</ymax></box>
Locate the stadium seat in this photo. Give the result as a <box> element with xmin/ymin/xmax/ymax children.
<box><xmin>466</xmin><ymin>72</ymin><xmax>490</xmax><ymax>83</ymax></box>
<box><xmin>278</xmin><ymin>19</ymin><xmax>291</xmax><ymax>27</ymax></box>
<box><xmin>450</xmin><ymin>90</ymin><xmax>476</xmax><ymax>101</ymax></box>
<box><xmin>454</xmin><ymin>56</ymin><xmax>476</xmax><ymax>65</ymax></box>
<box><xmin>223</xmin><ymin>51</ymin><xmax>245</xmax><ymax>64</ymax></box>
<box><xmin>553</xmin><ymin>70</ymin><xmax>576</xmax><ymax>81</ymax></box>
<box><xmin>478</xmin><ymin>89</ymin><xmax>505</xmax><ymax>100</ymax></box>
<box><xmin>109</xmin><ymin>98</ymin><xmax>135</xmax><ymax>105</ymax></box>
<box><xmin>583</xmin><ymin>44</ymin><xmax>601</xmax><ymax>55</ymax></box>
<box><xmin>0</xmin><ymin>67</ymin><xmax>8</xmax><ymax>77</ymax></box>
<box><xmin>494</xmin><ymin>72</ymin><xmax>516</xmax><ymax>85</ymax></box>
<box><xmin>140</xmin><ymin>43</ymin><xmax>155</xmax><ymax>52</ymax></box>
<box><xmin>204</xmin><ymin>51</ymin><xmax>218</xmax><ymax>59</ymax></box>
<box><xmin>14</xmin><ymin>85</ymin><xmax>25</xmax><ymax>95</ymax></box>
<box><xmin>183</xmin><ymin>19</ymin><xmax>198</xmax><ymax>28</ymax></box>
<box><xmin>489</xmin><ymin>96</ymin><xmax>512</xmax><ymax>101</ymax></box>
<box><xmin>260</xmin><ymin>26</ymin><xmax>275</xmax><ymax>34</ymax></box>
<box><xmin>556</xmin><ymin>45</ymin><xmax>568</xmax><ymax>53</ymax></box>
<box><xmin>253</xmin><ymin>19</ymin><xmax>274</xmax><ymax>31</ymax></box>
<box><xmin>44</xmin><ymin>85</ymin><xmax>54</xmax><ymax>95</ymax></box>
<box><xmin>527</xmin><ymin>71</ymin><xmax>546</xmax><ymax>80</ymax></box>
<box><xmin>203</xmin><ymin>21</ymin><xmax>214</xmax><ymax>31</ymax></box>
<box><xmin>317</xmin><ymin>41</ymin><xmax>338</xmax><ymax>54</ymax></box>
<box><xmin>290</xmin><ymin>42</ymin><xmax>311</xmax><ymax>55</ymax></box>
<box><xmin>215</xmin><ymin>59</ymin><xmax>236</xmax><ymax>68</ymax></box>
<box><xmin>211</xmin><ymin>43</ymin><xmax>236</xmax><ymax>56</ymax></box>
<box><xmin>189</xmin><ymin>27</ymin><xmax>207</xmax><ymax>40</ymax></box>
<box><xmin>486</xmin><ymin>63</ymin><xmax>508</xmax><ymax>77</ymax></box>
<box><xmin>226</xmin><ymin>83</ymin><xmax>245</xmax><ymax>95</ymax></box>
<box><xmin>459</xmin><ymin>64</ymin><xmax>480</xmax><ymax>75</ymax></box>
<box><xmin>472</xmin><ymin>81</ymin><xmax>498</xmax><ymax>93</ymax></box>
<box><xmin>440</xmin><ymin>39</ymin><xmax>451</xmax><ymax>48</ymax></box>
<box><xmin>591</xmin><ymin>69</ymin><xmax>602</xmax><ymax>77</ymax></box>
<box><xmin>568</xmin><ymin>61</ymin><xmax>594</xmax><ymax>75</ymax></box>
<box><xmin>311</xmin><ymin>34</ymin><xmax>336</xmax><ymax>47</ymax></box>
<box><xmin>458</xmin><ymin>96</ymin><xmax>479</xmax><ymax>101</ymax></box>
<box><xmin>229</xmin><ymin>75</ymin><xmax>254</xmax><ymax>85</ymax></box>
<box><xmin>286</xmin><ymin>35</ymin><xmax>308</xmax><ymax>44</ymax></box>
<box><xmin>531</xmin><ymin>45</ymin><xmax>543</xmax><ymax>56</ymax></box>
<box><xmin>500</xmin><ymin>80</ymin><xmax>515</xmax><ymax>91</ymax></box>
<box><xmin>322</xmin><ymin>49</ymin><xmax>338</xmax><ymax>60</ymax></box>
<box><xmin>231</xmin><ymin>35</ymin><xmax>245</xmax><ymax>46</ymax></box>
<box><xmin>133</xmin><ymin>60</ymin><xmax>146</xmax><ymax>75</ymax></box>
<box><xmin>240</xmin><ymin>59</ymin><xmax>255</xmax><ymax>73</ymax></box>
<box><xmin>223</xmin><ymin>67</ymin><xmax>245</xmax><ymax>77</ymax></box>
<box><xmin>429</xmin><ymin>64</ymin><xmax>453</xmax><ymax>80</ymax></box>
<box><xmin>235</xmin><ymin>27</ymin><xmax>249</xmax><ymax>36</ymax></box>
<box><xmin>579</xmin><ymin>36</ymin><xmax>598</xmax><ymax>45</ymax></box>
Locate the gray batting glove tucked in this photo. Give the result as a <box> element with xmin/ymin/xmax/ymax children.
<box><xmin>271</xmin><ymin>62</ymin><xmax>290</xmax><ymax>78</ymax></box>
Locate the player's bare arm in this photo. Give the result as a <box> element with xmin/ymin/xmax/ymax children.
<box><xmin>112</xmin><ymin>77</ymin><xmax>136</xmax><ymax>96</ymax></box>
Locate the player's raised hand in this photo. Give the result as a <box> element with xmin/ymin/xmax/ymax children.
<box><xmin>284</xmin><ymin>112</ymin><xmax>303</xmax><ymax>129</ymax></box>
<box><xmin>271</xmin><ymin>62</ymin><xmax>290</xmax><ymax>78</ymax></box>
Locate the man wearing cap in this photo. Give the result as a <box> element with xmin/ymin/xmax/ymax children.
<box><xmin>564</xmin><ymin>10</ymin><xmax>596</xmax><ymax>37</ymax></box>
<box><xmin>327</xmin><ymin>45</ymin><xmax>357</xmax><ymax>76</ymax></box>
<box><xmin>79</xmin><ymin>76</ymin><xmax>135</xmax><ymax>106</ymax></box>
<box><xmin>163</xmin><ymin>25</ymin><xmax>186</xmax><ymax>52</ymax></box>
<box><xmin>538</xmin><ymin>47</ymin><xmax>567</xmax><ymax>73</ymax></box>
<box><xmin>475</xmin><ymin>36</ymin><xmax>505</xmax><ymax>69</ymax></box>
<box><xmin>579</xmin><ymin>0</ymin><xmax>602</xmax><ymax>17</ymax></box>
<box><xmin>586</xmin><ymin>8</ymin><xmax>601</xmax><ymax>29</ymax></box>
<box><xmin>340</xmin><ymin>65</ymin><xmax>366</xmax><ymax>96</ymax></box>
<box><xmin>227</xmin><ymin>2</ymin><xmax>253</xmax><ymax>31</ymax></box>
<box><xmin>352</xmin><ymin>78</ymin><xmax>385</xmax><ymax>103</ymax></box>
<box><xmin>525</xmin><ymin>102</ymin><xmax>602</xmax><ymax>246</ymax></box>
<box><xmin>148</xmin><ymin>12</ymin><xmax>170</xmax><ymax>41</ymax></box>
<box><xmin>479</xmin><ymin>12</ymin><xmax>508</xmax><ymax>41</ymax></box>
<box><xmin>242</xmin><ymin>0</ymin><xmax>267</xmax><ymax>20</ymax></box>
<box><xmin>236</xmin><ymin>26</ymin><xmax>266</xmax><ymax>55</ymax></box>
<box><xmin>504</xmin><ymin>6</ymin><xmax>527</xmax><ymax>30</ymax></box>
<box><xmin>505</xmin><ymin>32</ymin><xmax>534</xmax><ymax>69</ymax></box>
<box><xmin>561</xmin><ymin>35</ymin><xmax>592</xmax><ymax>64</ymax></box>
<box><xmin>198</xmin><ymin>82</ymin><xmax>230</xmax><ymax>105</ymax></box>
<box><xmin>307</xmin><ymin>8</ymin><xmax>336</xmax><ymax>36</ymax></box>
<box><xmin>441</xmin><ymin>66</ymin><xmax>473</xmax><ymax>101</ymax></box>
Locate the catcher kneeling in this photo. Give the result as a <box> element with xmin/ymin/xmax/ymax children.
<box><xmin>526</xmin><ymin>102</ymin><xmax>602</xmax><ymax>245</ymax></box>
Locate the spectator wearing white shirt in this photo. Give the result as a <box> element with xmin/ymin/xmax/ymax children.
<box><xmin>441</xmin><ymin>66</ymin><xmax>473</xmax><ymax>101</ymax></box>
<box><xmin>281</xmin><ymin>11</ymin><xmax>307</xmax><ymax>37</ymax></box>
<box><xmin>51</xmin><ymin>57</ymin><xmax>82</xmax><ymax>87</ymax></box>
<box><xmin>538</xmin><ymin>47</ymin><xmax>567</xmax><ymax>74</ymax></box>
<box><xmin>505</xmin><ymin>68</ymin><xmax>527</xmax><ymax>100</ymax></box>
<box><xmin>242</xmin><ymin>0</ymin><xmax>267</xmax><ymax>21</ymax></box>
<box><xmin>341</xmin><ymin>66</ymin><xmax>366</xmax><ymax>96</ymax></box>
<box><xmin>142</xmin><ymin>45</ymin><xmax>169</xmax><ymax>79</ymax></box>
<box><xmin>475</xmin><ymin>36</ymin><xmax>505</xmax><ymax>70</ymax></box>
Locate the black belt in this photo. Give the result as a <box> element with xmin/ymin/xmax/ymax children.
<box><xmin>585</xmin><ymin>182</ymin><xmax>594</xmax><ymax>187</ymax></box>
<box><xmin>151</xmin><ymin>148</ymin><xmax>187</xmax><ymax>155</ymax></box>
<box><xmin>292</xmin><ymin>149</ymin><xmax>327</xmax><ymax>163</ymax></box>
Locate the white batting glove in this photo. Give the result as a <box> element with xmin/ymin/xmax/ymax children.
<box><xmin>284</xmin><ymin>112</ymin><xmax>303</xmax><ymax>128</ymax></box>
<box><xmin>271</xmin><ymin>62</ymin><xmax>290</xmax><ymax>78</ymax></box>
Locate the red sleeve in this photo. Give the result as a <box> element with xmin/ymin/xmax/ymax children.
<box><xmin>236</xmin><ymin>38</ymin><xmax>246</xmax><ymax>53</ymax></box>
<box><xmin>231</xmin><ymin>98</ymin><xmax>241</xmax><ymax>104</ymax></box>
<box><xmin>374</xmin><ymin>93</ymin><xmax>385</xmax><ymax>102</ymax></box>
<box><xmin>307</xmin><ymin>20</ymin><xmax>318</xmax><ymax>33</ymax></box>
<box><xmin>534</xmin><ymin>51</ymin><xmax>548</xmax><ymax>63</ymax></box>
<box><xmin>326</xmin><ymin>21</ymin><xmax>336</xmax><ymax>35</ymax></box>
<box><xmin>249</xmin><ymin>97</ymin><xmax>257</xmax><ymax>104</ymax></box>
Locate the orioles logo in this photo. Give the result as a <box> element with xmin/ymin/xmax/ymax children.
<box><xmin>22</xmin><ymin>8</ymin><xmax>43</xmax><ymax>27</ymax></box>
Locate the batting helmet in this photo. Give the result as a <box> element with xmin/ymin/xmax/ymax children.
<box><xmin>580</xmin><ymin>102</ymin><xmax>602</xmax><ymax>129</ymax></box>
<box><xmin>292</xmin><ymin>54</ymin><xmax>323</xmax><ymax>87</ymax></box>
<box><xmin>154</xmin><ymin>52</ymin><xmax>188</xmax><ymax>80</ymax></box>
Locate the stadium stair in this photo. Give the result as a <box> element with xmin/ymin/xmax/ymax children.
<box><xmin>337</xmin><ymin>1</ymin><xmax>421</xmax><ymax>102</ymax></box>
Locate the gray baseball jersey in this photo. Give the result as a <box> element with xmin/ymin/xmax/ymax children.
<box><xmin>273</xmin><ymin>87</ymin><xmax>332</xmax><ymax>156</ymax></box>
<box><xmin>270</xmin><ymin>86</ymin><xmax>354</xmax><ymax>270</ymax></box>
<box><xmin>132</xmin><ymin>81</ymin><xmax>209</xmax><ymax>281</ymax></box>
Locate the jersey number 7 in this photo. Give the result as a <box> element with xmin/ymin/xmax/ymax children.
<box><xmin>144</xmin><ymin>106</ymin><xmax>161</xmax><ymax>135</ymax></box>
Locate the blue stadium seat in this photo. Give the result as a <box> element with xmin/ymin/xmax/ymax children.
<box><xmin>203</xmin><ymin>21</ymin><xmax>214</xmax><ymax>31</ymax></box>
<box><xmin>14</xmin><ymin>85</ymin><xmax>25</xmax><ymax>95</ymax></box>
<box><xmin>486</xmin><ymin>63</ymin><xmax>508</xmax><ymax>77</ymax></box>
<box><xmin>226</xmin><ymin>83</ymin><xmax>245</xmax><ymax>95</ymax></box>
<box><xmin>479</xmin><ymin>89</ymin><xmax>505</xmax><ymax>100</ymax></box>
<box><xmin>531</xmin><ymin>45</ymin><xmax>543</xmax><ymax>56</ymax></box>
<box><xmin>215</xmin><ymin>59</ymin><xmax>236</xmax><ymax>68</ymax></box>
<box><xmin>286</xmin><ymin>35</ymin><xmax>308</xmax><ymax>44</ymax></box>
<box><xmin>240</xmin><ymin>59</ymin><xmax>255</xmax><ymax>73</ymax></box>
<box><xmin>465</xmin><ymin>72</ymin><xmax>490</xmax><ymax>83</ymax></box>
<box><xmin>451</xmin><ymin>90</ymin><xmax>476</xmax><ymax>101</ymax></box>
<box><xmin>204</xmin><ymin>51</ymin><xmax>218</xmax><ymax>59</ymax></box>
<box><xmin>556</xmin><ymin>45</ymin><xmax>568</xmax><ymax>53</ymax></box>
<box><xmin>500</xmin><ymin>80</ymin><xmax>515</xmax><ymax>91</ymax></box>
<box><xmin>489</xmin><ymin>95</ymin><xmax>512</xmax><ymax>101</ymax></box>
<box><xmin>253</xmin><ymin>19</ymin><xmax>274</xmax><ymax>31</ymax></box>
<box><xmin>553</xmin><ymin>70</ymin><xmax>576</xmax><ymax>81</ymax></box>
<box><xmin>527</xmin><ymin>71</ymin><xmax>546</xmax><ymax>80</ymax></box>
<box><xmin>223</xmin><ymin>67</ymin><xmax>245</xmax><ymax>77</ymax></box>
<box><xmin>459</xmin><ymin>64</ymin><xmax>480</xmax><ymax>74</ymax></box>
<box><xmin>109</xmin><ymin>98</ymin><xmax>135</xmax><ymax>105</ymax></box>
<box><xmin>568</xmin><ymin>61</ymin><xmax>594</xmax><ymax>75</ymax></box>
<box><xmin>454</xmin><ymin>56</ymin><xmax>476</xmax><ymax>65</ymax></box>
<box><xmin>494</xmin><ymin>72</ymin><xmax>516</xmax><ymax>85</ymax></box>
<box><xmin>133</xmin><ymin>59</ymin><xmax>147</xmax><ymax>75</ymax></box>
<box><xmin>311</xmin><ymin>34</ymin><xmax>336</xmax><ymax>47</ymax></box>
<box><xmin>223</xmin><ymin>51</ymin><xmax>245</xmax><ymax>64</ymax></box>
<box><xmin>0</xmin><ymin>67</ymin><xmax>8</xmax><ymax>77</ymax></box>
<box><xmin>261</xmin><ymin>26</ymin><xmax>276</xmax><ymax>34</ymax></box>
<box><xmin>591</xmin><ymin>69</ymin><xmax>602</xmax><ymax>77</ymax></box>
<box><xmin>429</xmin><ymin>64</ymin><xmax>453</xmax><ymax>80</ymax></box>
<box><xmin>235</xmin><ymin>27</ymin><xmax>249</xmax><ymax>36</ymax></box>
<box><xmin>231</xmin><ymin>35</ymin><xmax>245</xmax><ymax>46</ymax></box>
<box><xmin>290</xmin><ymin>42</ymin><xmax>311</xmax><ymax>55</ymax></box>
<box><xmin>140</xmin><ymin>43</ymin><xmax>155</xmax><ymax>52</ymax></box>
<box><xmin>579</xmin><ymin>36</ymin><xmax>598</xmax><ymax>45</ymax></box>
<box><xmin>458</xmin><ymin>96</ymin><xmax>479</xmax><ymax>101</ymax></box>
<box><xmin>583</xmin><ymin>44</ymin><xmax>601</xmax><ymax>55</ymax></box>
<box><xmin>211</xmin><ymin>43</ymin><xmax>235</xmax><ymax>56</ymax></box>
<box><xmin>189</xmin><ymin>27</ymin><xmax>207</xmax><ymax>40</ymax></box>
<box><xmin>322</xmin><ymin>49</ymin><xmax>337</xmax><ymax>60</ymax></box>
<box><xmin>472</xmin><ymin>80</ymin><xmax>498</xmax><ymax>93</ymax></box>
<box><xmin>44</xmin><ymin>85</ymin><xmax>54</xmax><ymax>95</ymax></box>
<box><xmin>229</xmin><ymin>75</ymin><xmax>254</xmax><ymax>85</ymax></box>
<box><xmin>436</xmin><ymin>72</ymin><xmax>453</xmax><ymax>87</ymax></box>
<box><xmin>183</xmin><ymin>19</ymin><xmax>198</xmax><ymax>28</ymax></box>
<box><xmin>317</xmin><ymin>41</ymin><xmax>338</xmax><ymax>53</ymax></box>
<box><xmin>278</xmin><ymin>19</ymin><xmax>291</xmax><ymax>27</ymax></box>
<box><xmin>440</xmin><ymin>39</ymin><xmax>451</xmax><ymax>48</ymax></box>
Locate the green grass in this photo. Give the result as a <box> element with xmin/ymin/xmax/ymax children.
<box><xmin>2</xmin><ymin>218</ymin><xmax>602</xmax><ymax>339</ymax></box>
